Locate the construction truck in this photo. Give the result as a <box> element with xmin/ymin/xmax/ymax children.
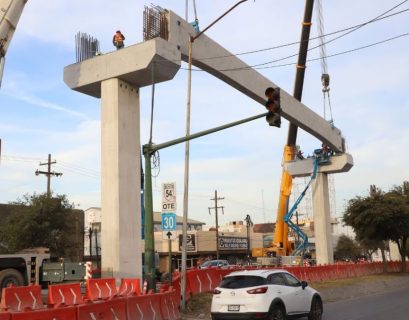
<box><xmin>0</xmin><ymin>248</ymin><xmax>86</xmax><ymax>293</ymax></box>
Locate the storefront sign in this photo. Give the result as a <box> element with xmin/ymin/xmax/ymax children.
<box><xmin>219</xmin><ymin>236</ymin><xmax>248</xmax><ymax>250</ymax></box>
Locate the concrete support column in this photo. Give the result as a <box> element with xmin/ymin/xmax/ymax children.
<box><xmin>312</xmin><ymin>172</ymin><xmax>334</xmax><ymax>265</ymax></box>
<box><xmin>100</xmin><ymin>78</ymin><xmax>142</xmax><ymax>279</ymax></box>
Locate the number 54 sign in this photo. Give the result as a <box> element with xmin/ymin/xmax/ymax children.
<box><xmin>162</xmin><ymin>182</ymin><xmax>176</xmax><ymax>212</ymax></box>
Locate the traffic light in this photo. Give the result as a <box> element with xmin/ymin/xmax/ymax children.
<box><xmin>265</xmin><ymin>87</ymin><xmax>281</xmax><ymax>128</ymax></box>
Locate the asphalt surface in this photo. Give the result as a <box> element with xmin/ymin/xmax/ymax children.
<box><xmin>322</xmin><ymin>286</ymin><xmax>409</xmax><ymax>320</ymax></box>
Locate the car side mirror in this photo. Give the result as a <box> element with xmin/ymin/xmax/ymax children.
<box><xmin>301</xmin><ymin>281</ymin><xmax>308</xmax><ymax>289</ymax></box>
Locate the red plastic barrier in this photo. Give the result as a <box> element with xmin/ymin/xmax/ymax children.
<box><xmin>186</xmin><ymin>270</ymin><xmax>200</xmax><ymax>296</ymax></box>
<box><xmin>168</xmin><ymin>287</ymin><xmax>180</xmax><ymax>320</ymax></box>
<box><xmin>48</xmin><ymin>283</ymin><xmax>84</xmax><ymax>307</ymax></box>
<box><xmin>10</xmin><ymin>306</ymin><xmax>77</xmax><ymax>320</ymax></box>
<box><xmin>77</xmin><ymin>298</ymin><xmax>127</xmax><ymax>320</ymax></box>
<box><xmin>127</xmin><ymin>293</ymin><xmax>163</xmax><ymax>320</ymax></box>
<box><xmin>160</xmin><ymin>289</ymin><xmax>180</xmax><ymax>320</ymax></box>
<box><xmin>0</xmin><ymin>312</ymin><xmax>10</xmax><ymax>320</ymax></box>
<box><xmin>86</xmin><ymin>278</ymin><xmax>117</xmax><ymax>301</ymax></box>
<box><xmin>0</xmin><ymin>285</ymin><xmax>43</xmax><ymax>312</ymax></box>
<box><xmin>207</xmin><ymin>268</ymin><xmax>221</xmax><ymax>291</ymax></box>
<box><xmin>118</xmin><ymin>278</ymin><xmax>141</xmax><ymax>297</ymax></box>
<box><xmin>197</xmin><ymin>270</ymin><xmax>212</xmax><ymax>293</ymax></box>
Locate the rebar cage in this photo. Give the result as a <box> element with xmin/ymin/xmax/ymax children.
<box><xmin>143</xmin><ymin>5</ymin><xmax>169</xmax><ymax>41</ymax></box>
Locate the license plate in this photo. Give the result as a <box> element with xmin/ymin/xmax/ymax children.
<box><xmin>228</xmin><ymin>305</ymin><xmax>240</xmax><ymax>312</ymax></box>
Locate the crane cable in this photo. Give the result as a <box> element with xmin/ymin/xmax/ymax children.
<box><xmin>191</xmin><ymin>0</ymin><xmax>200</xmax><ymax>33</ymax></box>
<box><xmin>316</xmin><ymin>0</ymin><xmax>334</xmax><ymax>126</ymax></box>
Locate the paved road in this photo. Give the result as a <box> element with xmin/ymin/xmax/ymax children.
<box><xmin>322</xmin><ymin>286</ymin><xmax>409</xmax><ymax>320</ymax></box>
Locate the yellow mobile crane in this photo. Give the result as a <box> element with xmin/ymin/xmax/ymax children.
<box><xmin>252</xmin><ymin>0</ymin><xmax>315</xmax><ymax>260</ymax></box>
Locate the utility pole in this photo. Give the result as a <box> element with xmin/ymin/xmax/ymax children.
<box><xmin>209</xmin><ymin>190</ymin><xmax>224</xmax><ymax>260</ymax></box>
<box><xmin>244</xmin><ymin>214</ymin><xmax>253</xmax><ymax>263</ymax></box>
<box><xmin>35</xmin><ymin>154</ymin><xmax>62</xmax><ymax>197</ymax></box>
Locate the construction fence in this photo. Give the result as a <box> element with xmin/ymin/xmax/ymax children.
<box><xmin>0</xmin><ymin>261</ymin><xmax>407</xmax><ymax>319</ymax></box>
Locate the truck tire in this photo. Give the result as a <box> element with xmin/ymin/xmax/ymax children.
<box><xmin>0</xmin><ymin>269</ymin><xmax>25</xmax><ymax>289</ymax></box>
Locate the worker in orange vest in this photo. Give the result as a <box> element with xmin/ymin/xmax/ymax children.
<box><xmin>113</xmin><ymin>30</ymin><xmax>125</xmax><ymax>50</ymax></box>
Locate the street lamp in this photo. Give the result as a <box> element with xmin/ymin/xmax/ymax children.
<box><xmin>180</xmin><ymin>0</ymin><xmax>251</xmax><ymax>310</ymax></box>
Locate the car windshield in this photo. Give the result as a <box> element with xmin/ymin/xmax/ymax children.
<box><xmin>201</xmin><ymin>261</ymin><xmax>212</xmax><ymax>267</ymax></box>
<box><xmin>220</xmin><ymin>276</ymin><xmax>267</xmax><ymax>289</ymax></box>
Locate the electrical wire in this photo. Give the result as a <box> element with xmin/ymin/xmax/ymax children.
<box><xmin>152</xmin><ymin>5</ymin><xmax>409</xmax><ymax>66</ymax></box>
<box><xmin>151</xmin><ymin>151</ymin><xmax>161</xmax><ymax>178</ymax></box>
<box><xmin>194</xmin><ymin>6</ymin><xmax>409</xmax><ymax>62</ymax></box>
<box><xmin>2</xmin><ymin>154</ymin><xmax>100</xmax><ymax>179</ymax></box>
<box><xmin>54</xmin><ymin>164</ymin><xmax>99</xmax><ymax>179</ymax></box>
<box><xmin>183</xmin><ymin>31</ymin><xmax>409</xmax><ymax>72</ymax></box>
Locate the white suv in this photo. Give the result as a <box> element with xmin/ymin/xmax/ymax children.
<box><xmin>211</xmin><ymin>269</ymin><xmax>322</xmax><ymax>320</ymax></box>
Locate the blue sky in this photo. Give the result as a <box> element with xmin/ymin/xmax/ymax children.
<box><xmin>0</xmin><ymin>0</ymin><xmax>408</xmax><ymax>229</ymax></box>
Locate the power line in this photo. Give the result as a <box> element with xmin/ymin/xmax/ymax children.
<box><xmin>253</xmin><ymin>31</ymin><xmax>409</xmax><ymax>70</ymax></box>
<box><xmin>152</xmin><ymin>3</ymin><xmax>409</xmax><ymax>69</ymax></box>
<box><xmin>2</xmin><ymin>154</ymin><xmax>100</xmax><ymax>179</ymax></box>
<box><xmin>58</xmin><ymin>160</ymin><xmax>99</xmax><ymax>175</ymax></box>
<box><xmin>174</xmin><ymin>1</ymin><xmax>409</xmax><ymax>72</ymax></box>
<box><xmin>54</xmin><ymin>164</ymin><xmax>99</xmax><ymax>179</ymax></box>
<box><xmin>191</xmin><ymin>6</ymin><xmax>409</xmax><ymax>62</ymax></box>
<box><xmin>183</xmin><ymin>31</ymin><xmax>409</xmax><ymax>72</ymax></box>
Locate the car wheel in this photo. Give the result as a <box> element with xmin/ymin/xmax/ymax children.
<box><xmin>270</xmin><ymin>304</ymin><xmax>286</xmax><ymax>320</ymax></box>
<box><xmin>308</xmin><ymin>296</ymin><xmax>323</xmax><ymax>320</ymax></box>
<box><xmin>0</xmin><ymin>269</ymin><xmax>25</xmax><ymax>290</ymax></box>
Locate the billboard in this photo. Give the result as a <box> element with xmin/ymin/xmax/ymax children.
<box><xmin>219</xmin><ymin>236</ymin><xmax>248</xmax><ymax>250</ymax></box>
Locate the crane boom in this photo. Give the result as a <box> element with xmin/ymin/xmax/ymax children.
<box><xmin>0</xmin><ymin>0</ymin><xmax>28</xmax><ymax>88</ymax></box>
<box><xmin>273</xmin><ymin>0</ymin><xmax>315</xmax><ymax>257</ymax></box>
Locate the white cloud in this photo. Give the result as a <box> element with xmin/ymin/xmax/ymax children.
<box><xmin>2</xmin><ymin>0</ymin><xmax>409</xmax><ymax>228</ymax></box>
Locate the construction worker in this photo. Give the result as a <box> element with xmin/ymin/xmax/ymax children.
<box><xmin>264</xmin><ymin>87</ymin><xmax>281</xmax><ymax>127</ymax></box>
<box><xmin>112</xmin><ymin>30</ymin><xmax>125</xmax><ymax>50</ymax></box>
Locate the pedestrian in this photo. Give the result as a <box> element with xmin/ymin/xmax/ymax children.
<box><xmin>113</xmin><ymin>30</ymin><xmax>125</xmax><ymax>50</ymax></box>
<box><xmin>264</xmin><ymin>87</ymin><xmax>281</xmax><ymax>127</ymax></box>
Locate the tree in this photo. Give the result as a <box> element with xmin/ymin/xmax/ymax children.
<box><xmin>357</xmin><ymin>238</ymin><xmax>388</xmax><ymax>269</ymax></box>
<box><xmin>334</xmin><ymin>235</ymin><xmax>361</xmax><ymax>261</ymax></box>
<box><xmin>0</xmin><ymin>192</ymin><xmax>77</xmax><ymax>257</ymax></box>
<box><xmin>344</xmin><ymin>182</ymin><xmax>409</xmax><ymax>272</ymax></box>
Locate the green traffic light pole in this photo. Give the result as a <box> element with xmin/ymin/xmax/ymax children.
<box><xmin>143</xmin><ymin>111</ymin><xmax>268</xmax><ymax>290</ymax></box>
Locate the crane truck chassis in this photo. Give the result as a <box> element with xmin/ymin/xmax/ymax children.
<box><xmin>0</xmin><ymin>250</ymin><xmax>86</xmax><ymax>294</ymax></box>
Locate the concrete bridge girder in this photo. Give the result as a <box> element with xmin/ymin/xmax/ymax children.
<box><xmin>285</xmin><ymin>153</ymin><xmax>354</xmax><ymax>177</ymax></box>
<box><xmin>166</xmin><ymin>11</ymin><xmax>345</xmax><ymax>153</ymax></box>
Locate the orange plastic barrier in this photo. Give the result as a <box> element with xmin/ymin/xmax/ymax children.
<box><xmin>126</xmin><ymin>293</ymin><xmax>163</xmax><ymax>320</ymax></box>
<box><xmin>77</xmin><ymin>298</ymin><xmax>127</xmax><ymax>320</ymax></box>
<box><xmin>48</xmin><ymin>283</ymin><xmax>84</xmax><ymax>307</ymax></box>
<box><xmin>10</xmin><ymin>306</ymin><xmax>77</xmax><ymax>320</ymax></box>
<box><xmin>118</xmin><ymin>278</ymin><xmax>141</xmax><ymax>297</ymax></box>
<box><xmin>86</xmin><ymin>278</ymin><xmax>117</xmax><ymax>301</ymax></box>
<box><xmin>0</xmin><ymin>285</ymin><xmax>43</xmax><ymax>312</ymax></box>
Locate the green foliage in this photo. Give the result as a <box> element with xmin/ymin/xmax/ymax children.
<box><xmin>343</xmin><ymin>182</ymin><xmax>409</xmax><ymax>271</ymax></box>
<box><xmin>334</xmin><ymin>235</ymin><xmax>361</xmax><ymax>260</ymax></box>
<box><xmin>0</xmin><ymin>192</ymin><xmax>76</xmax><ymax>257</ymax></box>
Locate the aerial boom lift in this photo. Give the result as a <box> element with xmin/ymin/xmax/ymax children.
<box><xmin>0</xmin><ymin>0</ymin><xmax>28</xmax><ymax>88</ymax></box>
